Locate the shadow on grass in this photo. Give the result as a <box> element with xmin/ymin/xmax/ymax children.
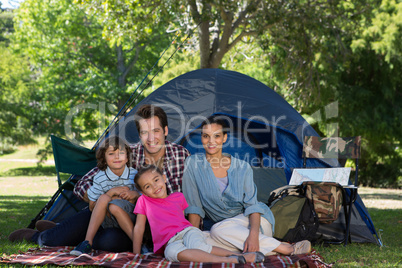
<box><xmin>0</xmin><ymin>166</ymin><xmax>57</xmax><ymax>176</ymax></box>
<box><xmin>0</xmin><ymin>196</ymin><xmax>49</xmax><ymax>240</ymax></box>
<box><xmin>359</xmin><ymin>193</ymin><xmax>402</xmax><ymax>201</ymax></box>
<box><xmin>0</xmin><ymin>195</ymin><xmax>49</xmax><ymax>217</ymax></box>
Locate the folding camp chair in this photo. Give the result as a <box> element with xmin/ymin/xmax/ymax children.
<box><xmin>302</xmin><ymin>136</ymin><xmax>361</xmax><ymax>246</ymax></box>
<box><xmin>27</xmin><ymin>135</ymin><xmax>97</xmax><ymax>228</ymax></box>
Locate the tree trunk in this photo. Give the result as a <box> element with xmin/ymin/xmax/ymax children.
<box><xmin>199</xmin><ymin>21</ymin><xmax>211</xmax><ymax>69</ymax></box>
<box><xmin>116</xmin><ymin>45</ymin><xmax>126</xmax><ymax>88</ymax></box>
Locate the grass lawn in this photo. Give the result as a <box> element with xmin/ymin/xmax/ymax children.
<box><xmin>315</xmin><ymin>187</ymin><xmax>402</xmax><ymax>267</ymax></box>
<box><xmin>0</xmin><ymin>144</ymin><xmax>401</xmax><ymax>267</ymax></box>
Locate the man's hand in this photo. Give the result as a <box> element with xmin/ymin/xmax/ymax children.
<box><xmin>82</xmin><ymin>192</ymin><xmax>90</xmax><ymax>203</ymax></box>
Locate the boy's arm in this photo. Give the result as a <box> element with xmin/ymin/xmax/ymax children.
<box><xmin>133</xmin><ymin>213</ymin><xmax>147</xmax><ymax>254</ymax></box>
<box><xmin>106</xmin><ymin>186</ymin><xmax>130</xmax><ymax>198</ymax></box>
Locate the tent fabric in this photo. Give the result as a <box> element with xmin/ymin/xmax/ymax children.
<box><xmin>112</xmin><ymin>68</ymin><xmax>377</xmax><ymax>245</ymax></box>
<box><xmin>43</xmin><ymin>189</ymin><xmax>88</xmax><ymax>223</ymax></box>
<box><xmin>44</xmin><ymin>68</ymin><xmax>378</xmax><ymax>245</ymax></box>
<box><xmin>114</xmin><ymin>69</ymin><xmax>338</xmax><ymax>179</ymax></box>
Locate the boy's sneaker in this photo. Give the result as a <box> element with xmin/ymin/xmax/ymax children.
<box><xmin>70</xmin><ymin>240</ymin><xmax>92</xmax><ymax>256</ymax></box>
<box><xmin>292</xmin><ymin>240</ymin><xmax>311</xmax><ymax>255</ymax></box>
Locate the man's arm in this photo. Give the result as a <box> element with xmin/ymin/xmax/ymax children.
<box><xmin>73</xmin><ymin>167</ymin><xmax>100</xmax><ymax>202</ymax></box>
<box><xmin>89</xmin><ymin>200</ymin><xmax>96</xmax><ymax>211</ymax></box>
<box><xmin>164</xmin><ymin>142</ymin><xmax>190</xmax><ymax>193</ymax></box>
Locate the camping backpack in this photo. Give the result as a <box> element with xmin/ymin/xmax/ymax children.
<box><xmin>267</xmin><ymin>185</ymin><xmax>319</xmax><ymax>243</ymax></box>
<box><xmin>303</xmin><ymin>181</ymin><xmax>344</xmax><ymax>224</ymax></box>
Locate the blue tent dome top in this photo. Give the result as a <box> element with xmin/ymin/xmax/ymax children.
<box><xmin>121</xmin><ymin>68</ymin><xmax>316</xmax><ymax>144</ymax></box>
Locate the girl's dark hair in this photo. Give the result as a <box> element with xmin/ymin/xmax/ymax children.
<box><xmin>200</xmin><ymin>114</ymin><xmax>229</xmax><ymax>135</ymax></box>
<box><xmin>134</xmin><ymin>164</ymin><xmax>163</xmax><ymax>191</ymax></box>
<box><xmin>96</xmin><ymin>136</ymin><xmax>132</xmax><ymax>171</ymax></box>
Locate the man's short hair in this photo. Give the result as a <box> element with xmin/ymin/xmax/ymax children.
<box><xmin>134</xmin><ymin>104</ymin><xmax>168</xmax><ymax>133</ymax></box>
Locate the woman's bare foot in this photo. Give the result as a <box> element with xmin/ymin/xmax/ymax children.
<box><xmin>292</xmin><ymin>240</ymin><xmax>311</xmax><ymax>255</ymax></box>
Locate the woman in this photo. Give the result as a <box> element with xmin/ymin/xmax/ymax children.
<box><xmin>182</xmin><ymin>115</ymin><xmax>311</xmax><ymax>257</ymax></box>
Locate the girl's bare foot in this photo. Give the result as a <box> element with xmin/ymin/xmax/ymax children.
<box><xmin>243</xmin><ymin>251</ymin><xmax>265</xmax><ymax>263</ymax></box>
<box><xmin>227</xmin><ymin>255</ymin><xmax>246</xmax><ymax>263</ymax></box>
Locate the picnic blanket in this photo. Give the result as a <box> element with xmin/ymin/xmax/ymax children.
<box><xmin>1</xmin><ymin>246</ymin><xmax>333</xmax><ymax>267</ymax></box>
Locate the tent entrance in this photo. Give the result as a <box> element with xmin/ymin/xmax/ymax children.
<box><xmin>179</xmin><ymin>114</ymin><xmax>286</xmax><ymax>168</ymax></box>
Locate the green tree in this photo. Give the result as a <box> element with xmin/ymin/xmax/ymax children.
<box><xmin>338</xmin><ymin>0</ymin><xmax>402</xmax><ymax>187</ymax></box>
<box><xmin>275</xmin><ymin>0</ymin><xmax>402</xmax><ymax>187</ymax></box>
<box><xmin>0</xmin><ymin>9</ymin><xmax>14</xmax><ymax>44</ymax></box>
<box><xmin>0</xmin><ymin>9</ymin><xmax>35</xmax><ymax>152</ymax></box>
<box><xmin>90</xmin><ymin>1</ymin><xmax>370</xmax><ymax>92</ymax></box>
<box><xmin>13</xmin><ymin>0</ymin><xmax>171</xmax><ymax>141</ymax></box>
<box><xmin>0</xmin><ymin>44</ymin><xmax>35</xmax><ymax>151</ymax></box>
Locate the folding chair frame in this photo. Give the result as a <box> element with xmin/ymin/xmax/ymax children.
<box><xmin>302</xmin><ymin>136</ymin><xmax>361</xmax><ymax>246</ymax></box>
<box><xmin>27</xmin><ymin>135</ymin><xmax>97</xmax><ymax>228</ymax></box>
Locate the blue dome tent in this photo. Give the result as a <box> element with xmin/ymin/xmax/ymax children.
<box><xmin>44</xmin><ymin>69</ymin><xmax>380</xmax><ymax>245</ymax></box>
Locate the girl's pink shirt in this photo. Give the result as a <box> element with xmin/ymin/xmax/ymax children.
<box><xmin>134</xmin><ymin>192</ymin><xmax>193</xmax><ymax>253</ymax></box>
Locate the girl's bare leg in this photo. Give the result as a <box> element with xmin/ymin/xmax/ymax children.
<box><xmin>177</xmin><ymin>249</ymin><xmax>240</xmax><ymax>263</ymax></box>
<box><xmin>210</xmin><ymin>246</ymin><xmax>260</xmax><ymax>263</ymax></box>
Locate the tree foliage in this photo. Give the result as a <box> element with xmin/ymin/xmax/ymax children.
<box><xmin>0</xmin><ymin>9</ymin><xmax>35</xmax><ymax>152</ymax></box>
<box><xmin>0</xmin><ymin>44</ymin><xmax>35</xmax><ymax>150</ymax></box>
<box><xmin>1</xmin><ymin>0</ymin><xmax>400</xmax><ymax>186</ymax></box>
<box><xmin>13</xmin><ymin>0</ymin><xmax>171</xmax><ymax>141</ymax></box>
<box><xmin>0</xmin><ymin>10</ymin><xmax>14</xmax><ymax>44</ymax></box>
<box><xmin>338</xmin><ymin>0</ymin><xmax>402</xmax><ymax>187</ymax></box>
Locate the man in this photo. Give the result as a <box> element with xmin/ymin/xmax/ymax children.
<box><xmin>9</xmin><ymin>104</ymin><xmax>190</xmax><ymax>252</ymax></box>
<box><xmin>75</xmin><ymin>104</ymin><xmax>189</xmax><ymax>200</ymax></box>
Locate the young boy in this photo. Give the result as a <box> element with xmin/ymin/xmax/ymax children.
<box><xmin>70</xmin><ymin>136</ymin><xmax>139</xmax><ymax>256</ymax></box>
<box><xmin>132</xmin><ymin>165</ymin><xmax>264</xmax><ymax>263</ymax></box>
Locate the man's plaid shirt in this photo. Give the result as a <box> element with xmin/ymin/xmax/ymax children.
<box><xmin>73</xmin><ymin>140</ymin><xmax>190</xmax><ymax>201</ymax></box>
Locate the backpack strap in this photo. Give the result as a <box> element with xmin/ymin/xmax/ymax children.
<box><xmin>267</xmin><ymin>185</ymin><xmax>303</xmax><ymax>207</ymax></box>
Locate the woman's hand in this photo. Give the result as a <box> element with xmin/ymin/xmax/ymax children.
<box><xmin>243</xmin><ymin>213</ymin><xmax>261</xmax><ymax>252</ymax></box>
<box><xmin>243</xmin><ymin>231</ymin><xmax>260</xmax><ymax>252</ymax></box>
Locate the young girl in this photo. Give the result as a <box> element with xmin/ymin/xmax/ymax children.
<box><xmin>132</xmin><ymin>165</ymin><xmax>265</xmax><ymax>263</ymax></box>
<box><xmin>70</xmin><ymin>136</ymin><xmax>139</xmax><ymax>256</ymax></box>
